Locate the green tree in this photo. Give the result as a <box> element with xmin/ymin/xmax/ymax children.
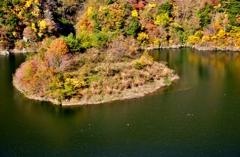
<box><xmin>61</xmin><ymin>33</ymin><xmax>82</xmax><ymax>52</ymax></box>
<box><xmin>158</xmin><ymin>2</ymin><xmax>172</xmax><ymax>16</ymax></box>
<box><xmin>198</xmin><ymin>3</ymin><xmax>212</xmax><ymax>28</ymax></box>
<box><xmin>126</xmin><ymin>17</ymin><xmax>140</xmax><ymax>37</ymax></box>
<box><xmin>226</xmin><ymin>0</ymin><xmax>240</xmax><ymax>26</ymax></box>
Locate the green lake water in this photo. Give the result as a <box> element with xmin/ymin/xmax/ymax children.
<box><xmin>0</xmin><ymin>49</ymin><xmax>240</xmax><ymax>156</ymax></box>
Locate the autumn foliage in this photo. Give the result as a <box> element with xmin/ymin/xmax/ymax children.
<box><xmin>47</xmin><ymin>38</ymin><xmax>69</xmax><ymax>56</ymax></box>
<box><xmin>0</xmin><ymin>0</ymin><xmax>240</xmax><ymax>50</ymax></box>
<box><xmin>9</xmin><ymin>0</ymin><xmax>240</xmax><ymax>104</ymax></box>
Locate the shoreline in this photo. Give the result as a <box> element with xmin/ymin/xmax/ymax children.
<box><xmin>190</xmin><ymin>45</ymin><xmax>240</xmax><ymax>52</ymax></box>
<box><xmin>61</xmin><ymin>75</ymin><xmax>179</xmax><ymax>106</ymax></box>
<box><xmin>2</xmin><ymin>44</ymin><xmax>240</xmax><ymax>56</ymax></box>
<box><xmin>14</xmin><ymin>74</ymin><xmax>179</xmax><ymax>106</ymax></box>
<box><xmin>0</xmin><ymin>48</ymin><xmax>37</xmax><ymax>55</ymax></box>
<box><xmin>143</xmin><ymin>45</ymin><xmax>240</xmax><ymax>52</ymax></box>
<box><xmin>11</xmin><ymin>44</ymin><xmax>239</xmax><ymax>106</ymax></box>
<box><xmin>13</xmin><ymin>65</ymin><xmax>179</xmax><ymax>106</ymax></box>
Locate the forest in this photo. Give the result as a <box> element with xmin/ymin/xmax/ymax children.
<box><xmin>1</xmin><ymin>0</ymin><xmax>240</xmax><ymax>51</ymax></box>
<box><xmin>1</xmin><ymin>0</ymin><xmax>239</xmax><ymax>104</ymax></box>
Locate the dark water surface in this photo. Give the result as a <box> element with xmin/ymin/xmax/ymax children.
<box><xmin>0</xmin><ymin>49</ymin><xmax>240</xmax><ymax>156</ymax></box>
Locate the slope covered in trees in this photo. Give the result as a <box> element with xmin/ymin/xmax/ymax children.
<box><xmin>1</xmin><ymin>0</ymin><xmax>240</xmax><ymax>51</ymax></box>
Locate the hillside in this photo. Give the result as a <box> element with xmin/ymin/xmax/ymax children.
<box><xmin>1</xmin><ymin>0</ymin><xmax>240</xmax><ymax>51</ymax></box>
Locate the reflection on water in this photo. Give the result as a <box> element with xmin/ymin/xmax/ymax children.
<box><xmin>1</xmin><ymin>49</ymin><xmax>240</xmax><ymax>156</ymax></box>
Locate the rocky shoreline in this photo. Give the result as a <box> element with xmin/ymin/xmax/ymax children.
<box><xmin>0</xmin><ymin>50</ymin><xmax>10</xmax><ymax>55</ymax></box>
<box><xmin>190</xmin><ymin>45</ymin><xmax>240</xmax><ymax>52</ymax></box>
<box><xmin>142</xmin><ymin>45</ymin><xmax>240</xmax><ymax>52</ymax></box>
<box><xmin>13</xmin><ymin>71</ymin><xmax>179</xmax><ymax>106</ymax></box>
<box><xmin>141</xmin><ymin>45</ymin><xmax>185</xmax><ymax>50</ymax></box>
<box><xmin>0</xmin><ymin>48</ymin><xmax>37</xmax><ymax>55</ymax></box>
<box><xmin>2</xmin><ymin>44</ymin><xmax>240</xmax><ymax>56</ymax></box>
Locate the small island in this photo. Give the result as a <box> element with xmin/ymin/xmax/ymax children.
<box><xmin>13</xmin><ymin>38</ymin><xmax>179</xmax><ymax>105</ymax></box>
<box><xmin>0</xmin><ymin>0</ymin><xmax>240</xmax><ymax>105</ymax></box>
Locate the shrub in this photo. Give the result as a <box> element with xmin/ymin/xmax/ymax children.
<box><xmin>164</xmin><ymin>77</ymin><xmax>171</xmax><ymax>85</ymax></box>
<box><xmin>132</xmin><ymin>10</ymin><xmax>138</xmax><ymax>17</ymax></box>
<box><xmin>195</xmin><ymin>30</ymin><xmax>203</xmax><ymax>38</ymax></box>
<box><xmin>137</xmin><ymin>32</ymin><xmax>149</xmax><ymax>41</ymax></box>
<box><xmin>134</xmin><ymin>61</ymin><xmax>143</xmax><ymax>69</ymax></box>
<box><xmin>198</xmin><ymin>3</ymin><xmax>212</xmax><ymax>28</ymax></box>
<box><xmin>158</xmin><ymin>2</ymin><xmax>172</xmax><ymax>15</ymax></box>
<box><xmin>188</xmin><ymin>35</ymin><xmax>200</xmax><ymax>45</ymax></box>
<box><xmin>134</xmin><ymin>51</ymin><xmax>154</xmax><ymax>69</ymax></box>
<box><xmin>201</xmin><ymin>35</ymin><xmax>210</xmax><ymax>42</ymax></box>
<box><xmin>92</xmin><ymin>32</ymin><xmax>109</xmax><ymax>48</ymax></box>
<box><xmin>226</xmin><ymin>0</ymin><xmax>240</xmax><ymax>26</ymax></box>
<box><xmin>138</xmin><ymin>51</ymin><xmax>154</xmax><ymax>66</ymax></box>
<box><xmin>77</xmin><ymin>31</ymin><xmax>92</xmax><ymax>49</ymax></box>
<box><xmin>153</xmin><ymin>38</ymin><xmax>160</xmax><ymax>46</ymax></box>
<box><xmin>48</xmin><ymin>38</ymin><xmax>69</xmax><ymax>56</ymax></box>
<box><xmin>39</xmin><ymin>19</ymin><xmax>47</xmax><ymax>32</ymax></box>
<box><xmin>217</xmin><ymin>29</ymin><xmax>226</xmax><ymax>39</ymax></box>
<box><xmin>137</xmin><ymin>32</ymin><xmax>149</xmax><ymax>45</ymax></box>
<box><xmin>154</xmin><ymin>13</ymin><xmax>170</xmax><ymax>27</ymax></box>
<box><xmin>211</xmin><ymin>35</ymin><xmax>217</xmax><ymax>42</ymax></box>
<box><xmin>61</xmin><ymin>33</ymin><xmax>82</xmax><ymax>52</ymax></box>
<box><xmin>126</xmin><ymin>17</ymin><xmax>140</xmax><ymax>37</ymax></box>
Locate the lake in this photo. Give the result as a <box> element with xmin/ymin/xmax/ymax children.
<box><xmin>0</xmin><ymin>49</ymin><xmax>240</xmax><ymax>156</ymax></box>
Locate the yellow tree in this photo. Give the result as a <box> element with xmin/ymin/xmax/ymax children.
<box><xmin>47</xmin><ymin>38</ymin><xmax>69</xmax><ymax>56</ymax></box>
